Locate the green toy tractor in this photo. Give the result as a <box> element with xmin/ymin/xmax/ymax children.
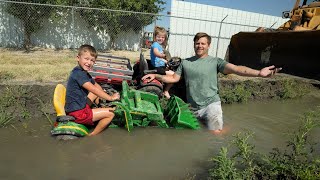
<box><xmin>51</xmin><ymin>81</ymin><xmax>200</xmax><ymax>139</ymax></box>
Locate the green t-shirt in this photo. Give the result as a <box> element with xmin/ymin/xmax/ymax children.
<box><xmin>175</xmin><ymin>56</ymin><xmax>227</xmax><ymax>109</ymax></box>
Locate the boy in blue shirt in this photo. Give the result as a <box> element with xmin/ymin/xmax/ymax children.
<box><xmin>65</xmin><ymin>44</ymin><xmax>120</xmax><ymax>136</ymax></box>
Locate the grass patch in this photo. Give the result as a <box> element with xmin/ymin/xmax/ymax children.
<box><xmin>208</xmin><ymin>109</ymin><xmax>320</xmax><ymax>179</ymax></box>
<box><xmin>219</xmin><ymin>78</ymin><xmax>313</xmax><ymax>104</ymax></box>
<box><xmin>0</xmin><ymin>48</ymin><xmax>76</xmax><ymax>82</ymax></box>
<box><xmin>36</xmin><ymin>97</ymin><xmax>54</xmax><ymax>127</ymax></box>
<box><xmin>0</xmin><ymin>47</ymin><xmax>142</xmax><ymax>83</ymax></box>
<box><xmin>0</xmin><ymin>86</ymin><xmax>32</xmax><ymax>127</ymax></box>
<box><xmin>220</xmin><ymin>82</ymin><xmax>251</xmax><ymax>104</ymax></box>
<box><xmin>277</xmin><ymin>78</ymin><xmax>311</xmax><ymax>99</ymax></box>
<box><xmin>0</xmin><ymin>106</ymin><xmax>14</xmax><ymax>127</ymax></box>
<box><xmin>0</xmin><ymin>71</ymin><xmax>15</xmax><ymax>81</ymax></box>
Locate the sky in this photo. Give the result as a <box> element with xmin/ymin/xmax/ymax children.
<box><xmin>161</xmin><ymin>0</ymin><xmax>297</xmax><ymax>17</ymax></box>
<box><xmin>147</xmin><ymin>0</ymin><xmax>297</xmax><ymax>31</ymax></box>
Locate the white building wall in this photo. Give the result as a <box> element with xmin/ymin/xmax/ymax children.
<box><xmin>169</xmin><ymin>0</ymin><xmax>287</xmax><ymax>59</ymax></box>
<box><xmin>1</xmin><ymin>1</ymin><xmax>287</xmax><ymax>54</ymax></box>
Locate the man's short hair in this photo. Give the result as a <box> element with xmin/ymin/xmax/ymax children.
<box><xmin>193</xmin><ymin>32</ymin><xmax>212</xmax><ymax>45</ymax></box>
<box><xmin>78</xmin><ymin>44</ymin><xmax>97</xmax><ymax>59</ymax></box>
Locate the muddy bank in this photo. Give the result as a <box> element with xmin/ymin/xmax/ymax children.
<box><xmin>0</xmin><ymin>76</ymin><xmax>319</xmax><ymax>122</ymax></box>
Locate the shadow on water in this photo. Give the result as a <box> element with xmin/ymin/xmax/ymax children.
<box><xmin>0</xmin><ymin>95</ymin><xmax>319</xmax><ymax>180</ymax></box>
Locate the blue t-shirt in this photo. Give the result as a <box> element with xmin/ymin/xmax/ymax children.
<box><xmin>150</xmin><ymin>42</ymin><xmax>166</xmax><ymax>67</ymax></box>
<box><xmin>65</xmin><ymin>66</ymin><xmax>95</xmax><ymax>113</ymax></box>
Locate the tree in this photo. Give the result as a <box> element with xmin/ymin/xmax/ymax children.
<box><xmin>65</xmin><ymin>0</ymin><xmax>166</xmax><ymax>49</ymax></box>
<box><xmin>5</xmin><ymin>0</ymin><xmax>166</xmax><ymax>50</ymax></box>
<box><xmin>5</xmin><ymin>0</ymin><xmax>55</xmax><ymax>51</ymax></box>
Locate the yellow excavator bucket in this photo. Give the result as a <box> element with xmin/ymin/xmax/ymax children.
<box><xmin>226</xmin><ymin>0</ymin><xmax>320</xmax><ymax>80</ymax></box>
<box><xmin>53</xmin><ymin>84</ymin><xmax>67</xmax><ymax>116</ymax></box>
<box><xmin>226</xmin><ymin>30</ymin><xmax>320</xmax><ymax>80</ymax></box>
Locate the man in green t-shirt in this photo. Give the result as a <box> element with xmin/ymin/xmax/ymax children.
<box><xmin>142</xmin><ymin>32</ymin><xmax>281</xmax><ymax>135</ymax></box>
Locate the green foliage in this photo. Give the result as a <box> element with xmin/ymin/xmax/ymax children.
<box><xmin>0</xmin><ymin>86</ymin><xmax>31</xmax><ymax>127</ymax></box>
<box><xmin>60</xmin><ymin>0</ymin><xmax>165</xmax><ymax>48</ymax></box>
<box><xmin>260</xmin><ymin>110</ymin><xmax>320</xmax><ymax>179</ymax></box>
<box><xmin>6</xmin><ymin>0</ymin><xmax>165</xmax><ymax>50</ymax></box>
<box><xmin>209</xmin><ymin>147</ymin><xmax>241</xmax><ymax>180</ymax></box>
<box><xmin>231</xmin><ymin>131</ymin><xmax>260</xmax><ymax>179</ymax></box>
<box><xmin>209</xmin><ymin>110</ymin><xmax>320</xmax><ymax>179</ymax></box>
<box><xmin>0</xmin><ymin>106</ymin><xmax>14</xmax><ymax>127</ymax></box>
<box><xmin>36</xmin><ymin>97</ymin><xmax>54</xmax><ymax>126</ymax></box>
<box><xmin>220</xmin><ymin>83</ymin><xmax>251</xmax><ymax>104</ymax></box>
<box><xmin>5</xmin><ymin>0</ymin><xmax>55</xmax><ymax>50</ymax></box>
<box><xmin>277</xmin><ymin>79</ymin><xmax>310</xmax><ymax>99</ymax></box>
<box><xmin>0</xmin><ymin>71</ymin><xmax>15</xmax><ymax>81</ymax></box>
<box><xmin>219</xmin><ymin>79</ymin><xmax>312</xmax><ymax>104</ymax></box>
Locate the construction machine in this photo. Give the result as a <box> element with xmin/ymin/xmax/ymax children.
<box><xmin>227</xmin><ymin>0</ymin><xmax>320</xmax><ymax>80</ymax></box>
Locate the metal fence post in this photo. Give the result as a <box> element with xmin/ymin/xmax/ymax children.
<box><xmin>270</xmin><ymin>21</ymin><xmax>277</xmax><ymax>28</ymax></box>
<box><xmin>216</xmin><ymin>15</ymin><xmax>228</xmax><ymax>57</ymax></box>
<box><xmin>71</xmin><ymin>6</ymin><xmax>75</xmax><ymax>53</ymax></box>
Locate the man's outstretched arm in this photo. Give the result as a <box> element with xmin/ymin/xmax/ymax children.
<box><xmin>223</xmin><ymin>63</ymin><xmax>282</xmax><ymax>77</ymax></box>
<box><xmin>142</xmin><ymin>73</ymin><xmax>181</xmax><ymax>83</ymax></box>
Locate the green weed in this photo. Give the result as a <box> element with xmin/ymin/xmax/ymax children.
<box><xmin>36</xmin><ymin>97</ymin><xmax>54</xmax><ymax>126</ymax></box>
<box><xmin>277</xmin><ymin>79</ymin><xmax>310</xmax><ymax>99</ymax></box>
<box><xmin>0</xmin><ymin>71</ymin><xmax>15</xmax><ymax>81</ymax></box>
<box><xmin>219</xmin><ymin>79</ymin><xmax>312</xmax><ymax>104</ymax></box>
<box><xmin>0</xmin><ymin>106</ymin><xmax>14</xmax><ymax>127</ymax></box>
<box><xmin>209</xmin><ymin>109</ymin><xmax>320</xmax><ymax>179</ymax></box>
<box><xmin>220</xmin><ymin>82</ymin><xmax>251</xmax><ymax>104</ymax></box>
<box><xmin>0</xmin><ymin>86</ymin><xmax>32</xmax><ymax>127</ymax></box>
<box><xmin>209</xmin><ymin>147</ymin><xmax>240</xmax><ymax>180</ymax></box>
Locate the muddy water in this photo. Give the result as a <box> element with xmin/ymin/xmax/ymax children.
<box><xmin>0</xmin><ymin>96</ymin><xmax>319</xmax><ymax>180</ymax></box>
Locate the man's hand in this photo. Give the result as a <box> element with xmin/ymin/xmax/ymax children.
<box><xmin>142</xmin><ymin>74</ymin><xmax>156</xmax><ymax>82</ymax></box>
<box><xmin>259</xmin><ymin>65</ymin><xmax>282</xmax><ymax>77</ymax></box>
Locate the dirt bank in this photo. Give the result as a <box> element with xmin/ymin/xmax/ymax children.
<box><xmin>0</xmin><ymin>74</ymin><xmax>319</xmax><ymax>124</ymax></box>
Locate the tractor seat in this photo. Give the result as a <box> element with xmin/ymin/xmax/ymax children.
<box><xmin>139</xmin><ymin>52</ymin><xmax>157</xmax><ymax>75</ymax></box>
<box><xmin>53</xmin><ymin>84</ymin><xmax>75</xmax><ymax>122</ymax></box>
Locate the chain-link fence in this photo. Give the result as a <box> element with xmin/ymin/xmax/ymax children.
<box><xmin>0</xmin><ymin>0</ymin><xmax>286</xmax><ymax>58</ymax></box>
<box><xmin>0</xmin><ymin>0</ymin><xmax>165</xmax><ymax>51</ymax></box>
<box><xmin>168</xmin><ymin>0</ymin><xmax>287</xmax><ymax>58</ymax></box>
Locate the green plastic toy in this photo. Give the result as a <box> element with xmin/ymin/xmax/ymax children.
<box><xmin>51</xmin><ymin>81</ymin><xmax>200</xmax><ymax>139</ymax></box>
<box><xmin>110</xmin><ymin>81</ymin><xmax>200</xmax><ymax>131</ymax></box>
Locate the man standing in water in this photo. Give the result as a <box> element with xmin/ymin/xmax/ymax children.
<box><xmin>142</xmin><ymin>32</ymin><xmax>281</xmax><ymax>135</ymax></box>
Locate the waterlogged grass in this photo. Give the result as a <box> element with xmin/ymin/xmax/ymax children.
<box><xmin>0</xmin><ymin>106</ymin><xmax>14</xmax><ymax>127</ymax></box>
<box><xmin>208</xmin><ymin>109</ymin><xmax>320</xmax><ymax>179</ymax></box>
<box><xmin>278</xmin><ymin>78</ymin><xmax>311</xmax><ymax>99</ymax></box>
<box><xmin>220</xmin><ymin>83</ymin><xmax>251</xmax><ymax>104</ymax></box>
<box><xmin>220</xmin><ymin>78</ymin><xmax>312</xmax><ymax>104</ymax></box>
<box><xmin>36</xmin><ymin>97</ymin><xmax>54</xmax><ymax>127</ymax></box>
<box><xmin>0</xmin><ymin>86</ymin><xmax>31</xmax><ymax>127</ymax></box>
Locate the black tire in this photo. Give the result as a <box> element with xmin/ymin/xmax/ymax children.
<box><xmin>139</xmin><ymin>85</ymin><xmax>162</xmax><ymax>98</ymax></box>
<box><xmin>100</xmin><ymin>83</ymin><xmax>118</xmax><ymax>95</ymax></box>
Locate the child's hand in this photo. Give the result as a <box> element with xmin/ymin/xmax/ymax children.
<box><xmin>159</xmin><ymin>53</ymin><xmax>166</xmax><ymax>60</ymax></box>
<box><xmin>111</xmin><ymin>93</ymin><xmax>120</xmax><ymax>101</ymax></box>
<box><xmin>162</xmin><ymin>59</ymin><xmax>168</xmax><ymax>64</ymax></box>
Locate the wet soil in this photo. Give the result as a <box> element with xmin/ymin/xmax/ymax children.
<box><xmin>1</xmin><ymin>74</ymin><xmax>319</xmax><ymax>120</ymax></box>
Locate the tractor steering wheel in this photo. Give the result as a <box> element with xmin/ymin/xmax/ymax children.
<box><xmin>167</xmin><ymin>57</ymin><xmax>182</xmax><ymax>69</ymax></box>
